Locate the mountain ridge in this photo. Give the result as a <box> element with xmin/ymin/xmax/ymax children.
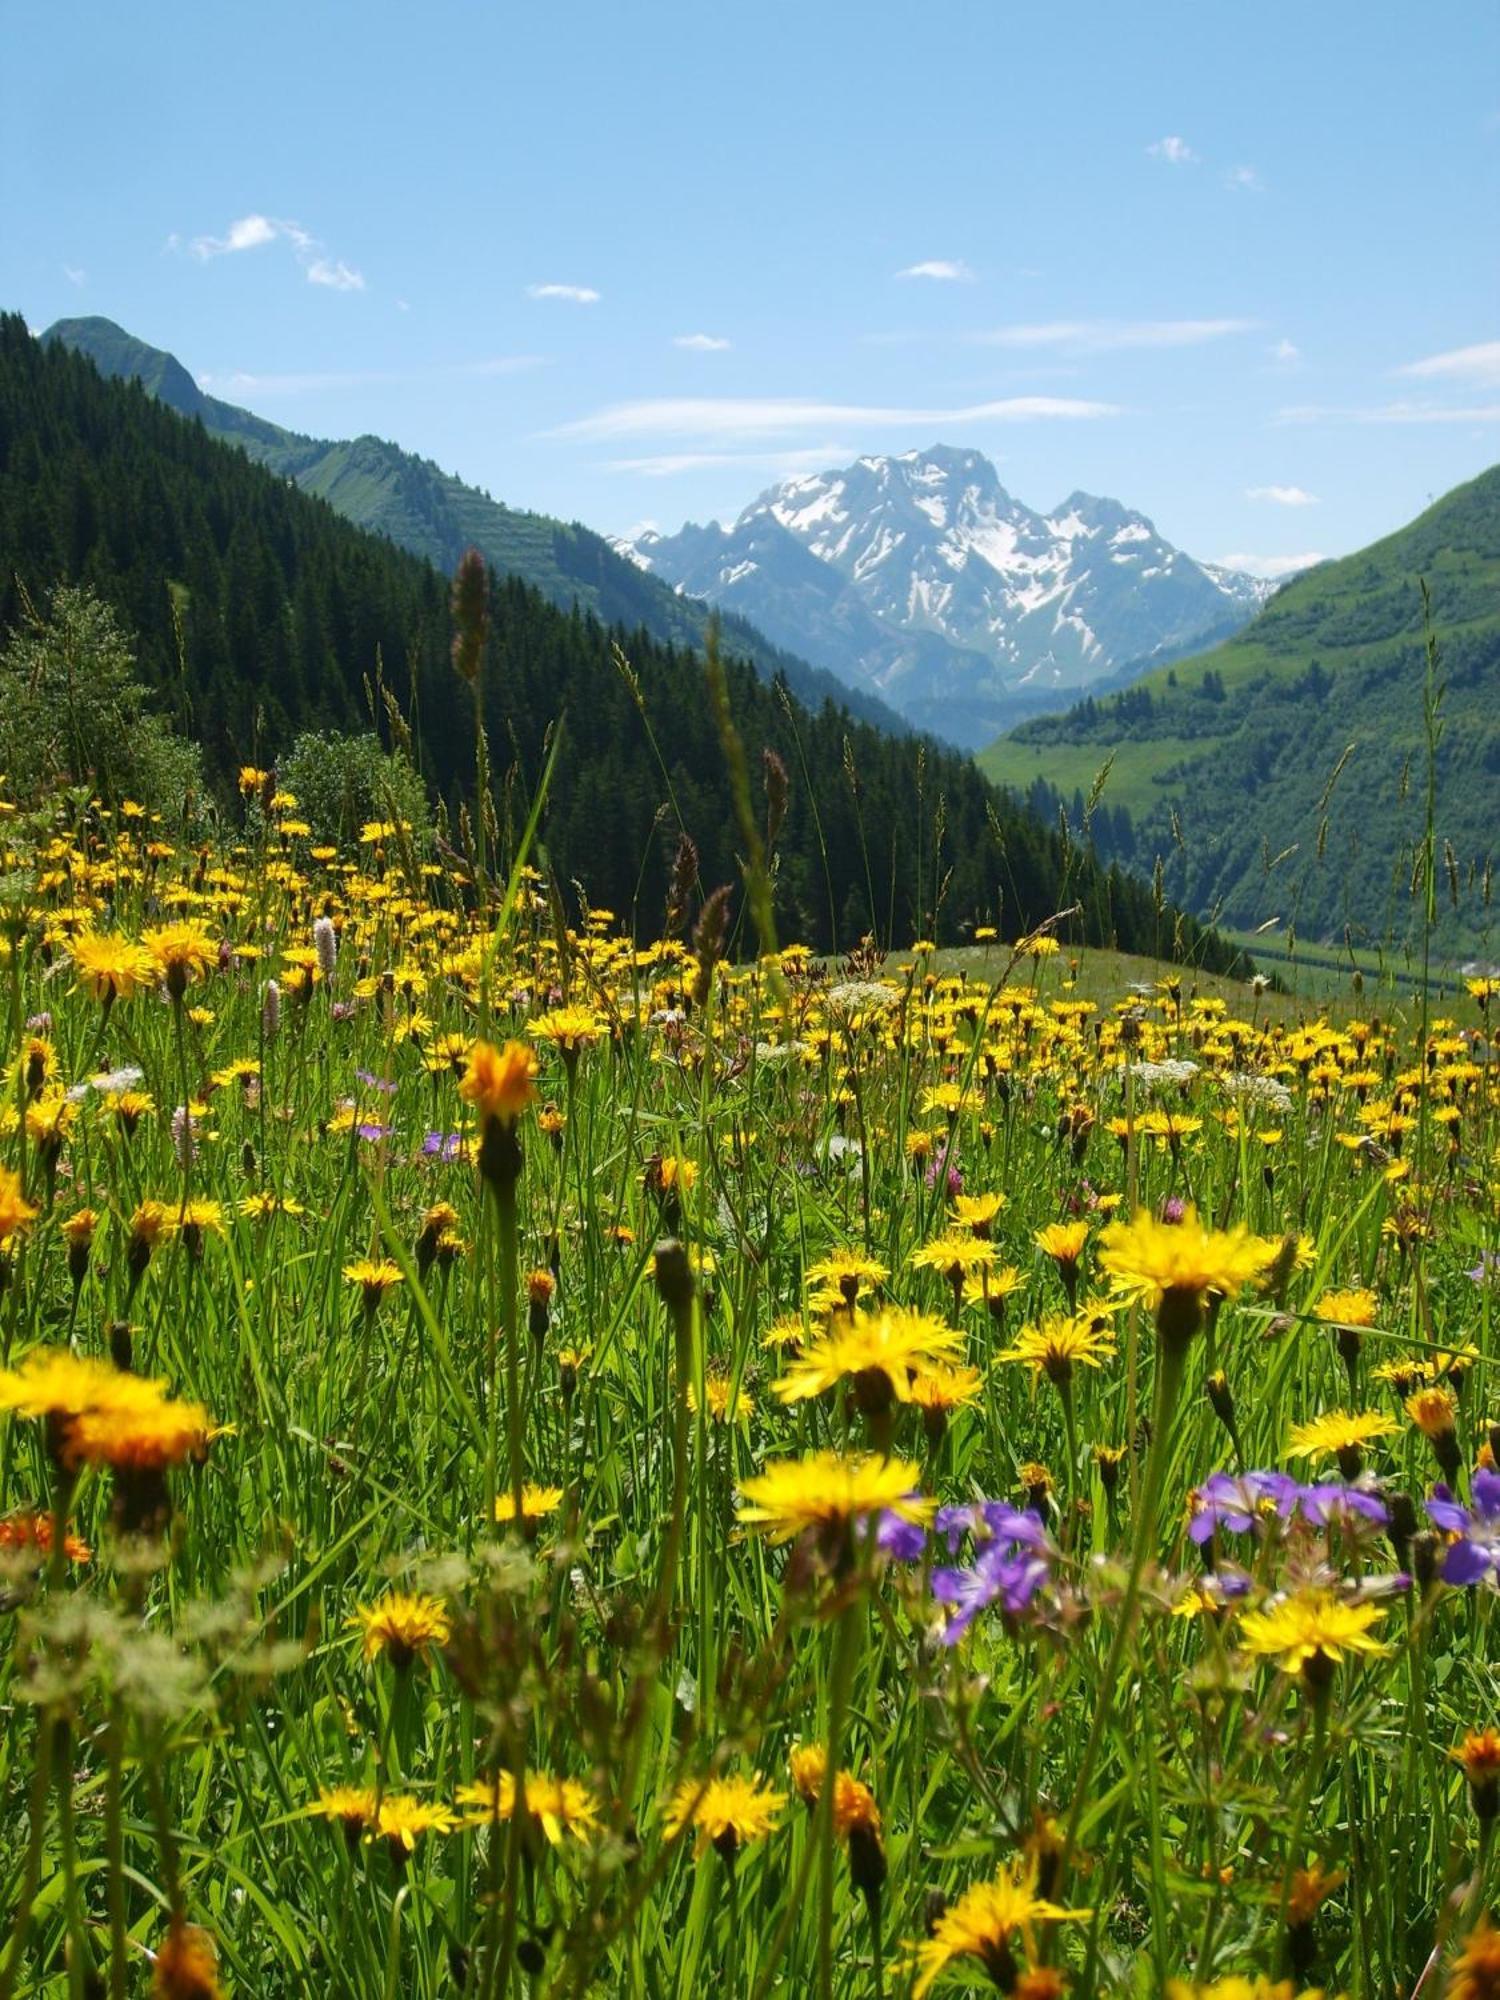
<box><xmin>630</xmin><ymin>445</ymin><xmax>1270</xmax><ymax>745</ymax></box>
<box><xmin>41</xmin><ymin>316</ymin><xmax>907</xmax><ymax>736</ymax></box>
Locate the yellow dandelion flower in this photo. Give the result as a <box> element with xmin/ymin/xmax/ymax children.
<box><xmin>349</xmin><ymin>1590</ymin><xmax>451</xmax><ymax>1669</ymax></box>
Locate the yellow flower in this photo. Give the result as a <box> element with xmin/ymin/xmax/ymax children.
<box><xmin>311</xmin><ymin>1786</ymin><xmax>378</xmax><ymax>1838</ymax></box>
<box><xmin>151</xmin><ymin>1922</ymin><xmax>224</xmax><ymax>1999</ymax></box>
<box><xmin>663</xmin><ymin>1772</ymin><xmax>786</xmax><ymax>1857</ymax></box>
<box><xmin>1000</xmin><ymin>1313</ymin><xmax>1116</xmax><ymax>1387</ymax></box>
<box><xmin>0</xmin><ymin>1167</ymin><xmax>39</xmax><ymax>1246</ymax></box>
<box><xmin>1034</xmin><ymin>1221</ymin><xmax>1090</xmax><ymax>1267</ymax></box>
<box><xmin>529</xmin><ymin>1005</ymin><xmax>606</xmax><ymax>1055</ymax></box>
<box><xmin>1446</xmin><ymin>1915</ymin><xmax>1500</xmax><ymax>2000</ymax></box>
<box><xmin>904</xmin><ymin>1857</ymin><xmax>1091</xmax><ymax>1998</ymax></box>
<box><xmin>459</xmin><ymin>1039</ymin><xmax>537</xmax><ymax>1125</ymax></box>
<box><xmin>373</xmin><ymin>1794</ymin><xmax>456</xmax><ymax>1855</ymax></box>
<box><xmin>343</xmin><ymin>1259</ymin><xmax>404</xmax><ymax>1311</ymax></box>
<box><xmin>803</xmin><ymin>1248</ymin><xmax>889</xmax><ymax>1306</ymax></box>
<box><xmin>70</xmin><ymin>931</ymin><xmax>156</xmax><ymax>1004</ymax></box>
<box><xmin>454</xmin><ymin>1771</ymin><xmax>601</xmax><ymax>1843</ymax></box>
<box><xmin>142</xmin><ymin>922</ymin><xmax>216</xmax><ymax>998</ymax></box>
<box><xmin>1286</xmin><ymin>1408</ymin><xmax>1398</xmax><ymax>1471</ymax></box>
<box><xmin>349</xmin><ymin>1591</ymin><xmax>451</xmax><ymax>1669</ymax></box>
<box><xmin>1314</xmin><ymin>1288</ymin><xmax>1379</xmax><ymax>1329</ymax></box>
<box><xmin>493</xmin><ymin>1482</ymin><xmax>564</xmax><ymax>1528</ymax></box>
<box><xmin>736</xmin><ymin>1450</ymin><xmax>934</xmax><ymax>1545</ymax></box>
<box><xmin>1238</xmin><ymin>1587</ymin><xmax>1388</xmax><ymax>1684</ymax></box>
<box><xmin>1165</xmin><ymin>1981</ymin><xmax>1335</xmax><ymax>1999</ymax></box>
<box><xmin>773</xmin><ymin>1308</ymin><xmax>960</xmax><ymax>1412</ymax></box>
<box><xmin>952</xmin><ymin>1191</ymin><xmax>1005</xmax><ymax>1235</ymax></box>
<box><xmin>1098</xmin><ymin>1206</ymin><xmax>1272</xmax><ymax>1344</ymax></box>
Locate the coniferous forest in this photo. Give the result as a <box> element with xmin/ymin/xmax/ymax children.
<box><xmin>0</xmin><ymin>314</ymin><xmax>1242</xmax><ymax>969</ymax></box>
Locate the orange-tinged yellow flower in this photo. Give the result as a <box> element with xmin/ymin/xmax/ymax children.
<box><xmin>343</xmin><ymin>1259</ymin><xmax>404</xmax><ymax>1311</ymax></box>
<box><xmin>1000</xmin><ymin>1313</ymin><xmax>1116</xmax><ymax>1386</ymax></box>
<box><xmin>373</xmin><ymin>1794</ymin><xmax>456</xmax><ymax>1855</ymax></box>
<box><xmin>459</xmin><ymin>1039</ymin><xmax>537</xmax><ymax>1125</ymax></box>
<box><xmin>0</xmin><ymin>1167</ymin><xmax>38</xmax><ymax>1246</ymax></box>
<box><xmin>1286</xmin><ymin>1408</ymin><xmax>1398</xmax><ymax>1467</ymax></box>
<box><xmin>151</xmin><ymin>1921</ymin><xmax>224</xmax><ymax>1999</ymax></box>
<box><xmin>493</xmin><ymin>1482</ymin><xmax>564</xmax><ymax>1528</ymax></box>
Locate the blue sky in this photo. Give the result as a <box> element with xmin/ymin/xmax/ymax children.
<box><xmin>4</xmin><ymin>1</ymin><xmax>1497</xmax><ymax>573</ymax></box>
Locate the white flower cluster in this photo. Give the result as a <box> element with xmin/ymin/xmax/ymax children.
<box><xmin>1127</xmin><ymin>1058</ymin><xmax>1201</xmax><ymax>1091</ymax></box>
<box><xmin>1220</xmin><ymin>1072</ymin><xmax>1295</xmax><ymax>1114</ymax></box>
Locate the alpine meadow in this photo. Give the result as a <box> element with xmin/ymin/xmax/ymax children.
<box><xmin>1</xmin><ymin>7</ymin><xmax>1498</xmax><ymax>1999</ymax></box>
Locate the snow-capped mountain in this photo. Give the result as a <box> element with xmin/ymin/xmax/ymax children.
<box><xmin>628</xmin><ymin>446</ymin><xmax>1271</xmax><ymax>746</ymax></box>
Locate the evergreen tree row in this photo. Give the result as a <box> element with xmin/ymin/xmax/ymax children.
<box><xmin>0</xmin><ymin>313</ymin><xmax>1246</xmax><ymax>970</ymax></box>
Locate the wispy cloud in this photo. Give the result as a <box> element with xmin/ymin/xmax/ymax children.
<box><xmin>526</xmin><ymin>282</ymin><xmax>600</xmax><ymax>305</ymax></box>
<box><xmin>1225</xmin><ymin>165</ymin><xmax>1265</xmax><ymax>193</ymax></box>
<box><xmin>973</xmin><ymin>318</ymin><xmax>1255</xmax><ymax>353</ymax></box>
<box><xmin>1247</xmin><ymin>484</ymin><xmax>1319</xmax><ymax>507</ymax></box>
<box><xmin>1268</xmin><ymin>338</ymin><xmax>1300</xmax><ymax>366</ymax></box>
<box><xmin>1278</xmin><ymin>400</ymin><xmax>1500</xmax><ymax>426</ymax></box>
<box><xmin>1147</xmin><ymin>135</ymin><xmax>1197</xmax><ymax>165</ymax></box>
<box><xmin>896</xmin><ymin>259</ymin><xmax>975</xmax><ymax>282</ymax></box>
<box><xmin>673</xmin><ymin>332</ymin><xmax>732</xmax><ymax>351</ymax></box>
<box><xmin>179</xmin><ymin>212</ymin><xmax>365</xmax><ymax>291</ymax></box>
<box><xmin>1397</xmin><ymin>339</ymin><xmax>1500</xmax><ymax>387</ymax></box>
<box><xmin>197</xmin><ymin>354</ymin><xmax>545</xmax><ymax>399</ymax></box>
<box><xmin>552</xmin><ymin>394</ymin><xmax>1119</xmax><ymax>444</ymax></box>
<box><xmin>608</xmin><ymin>443</ymin><xmax>859</xmax><ymax>478</ymax></box>
<box><xmin>1217</xmin><ymin>551</ymin><xmax>1325</xmax><ymax>580</ymax></box>
<box><xmin>61</xmin><ymin>264</ymin><xmax>86</xmax><ymax>288</ymax></box>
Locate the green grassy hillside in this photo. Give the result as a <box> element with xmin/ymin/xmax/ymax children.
<box><xmin>980</xmin><ymin>466</ymin><xmax>1500</xmax><ymax>952</ymax></box>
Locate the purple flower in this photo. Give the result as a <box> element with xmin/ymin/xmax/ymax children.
<box><xmin>1427</xmin><ymin>1469</ymin><xmax>1500</xmax><ymax>1586</ymax></box>
<box><xmin>1186</xmin><ymin>1471</ymin><xmax>1295</xmax><ymax>1544</ymax></box>
<box><xmin>932</xmin><ymin>1543</ymin><xmax>1050</xmax><ymax>1642</ymax></box>
<box><xmin>356</xmin><ymin>1121</ymin><xmax>390</xmax><ymax>1143</ymax></box>
<box><xmin>1468</xmin><ymin>1251</ymin><xmax>1500</xmax><ymax>1286</ymax></box>
<box><xmin>356</xmin><ymin>1069</ymin><xmax>397</xmax><ymax>1095</ymax></box>
<box><xmin>1293</xmin><ymin>1482</ymin><xmax>1390</xmax><ymax>1531</ymax></box>
<box><xmin>925</xmin><ymin>1147</ymin><xmax>963</xmax><ymax>1197</ymax></box>
<box><xmin>423</xmin><ymin>1131</ymin><xmax>462</xmax><ymax>1162</ymax></box>
<box><xmin>877</xmin><ymin>1510</ymin><xmax>927</xmax><ymax>1562</ymax></box>
<box><xmin>331</xmin><ymin>1000</ymin><xmax>356</xmax><ymax>1023</ymax></box>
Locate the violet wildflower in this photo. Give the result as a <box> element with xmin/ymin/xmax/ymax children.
<box><xmin>1427</xmin><ymin>1469</ymin><xmax>1500</xmax><ymax>1586</ymax></box>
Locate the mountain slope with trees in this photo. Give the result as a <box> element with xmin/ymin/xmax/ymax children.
<box><xmin>980</xmin><ymin>466</ymin><xmax>1500</xmax><ymax>952</ymax></box>
<box><xmin>42</xmin><ymin>316</ymin><xmax>906</xmax><ymax>734</ymax></box>
<box><xmin>0</xmin><ymin>313</ymin><xmax>1244</xmax><ymax>969</ymax></box>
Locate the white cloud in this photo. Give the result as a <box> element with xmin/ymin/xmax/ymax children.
<box><xmin>1278</xmin><ymin>401</ymin><xmax>1500</xmax><ymax>425</ymax></box>
<box><xmin>1225</xmin><ymin>165</ymin><xmax>1264</xmax><ymax>193</ymax></box>
<box><xmin>1269</xmin><ymin>338</ymin><xmax>1300</xmax><ymax>365</ymax></box>
<box><xmin>1397</xmin><ymin>339</ymin><xmax>1500</xmax><ymax>387</ymax></box>
<box><xmin>607</xmin><ymin>444</ymin><xmax>860</xmax><ymax>477</ymax></box>
<box><xmin>974</xmin><ymin>317</ymin><xmax>1255</xmax><ymax>352</ymax></box>
<box><xmin>552</xmin><ymin>394</ymin><xmax>1118</xmax><ymax>444</ymax></box>
<box><xmin>306</xmin><ymin>257</ymin><xmax>365</xmax><ymax>292</ymax></box>
<box><xmin>1147</xmin><ymin>136</ymin><xmax>1197</xmax><ymax>165</ymax></box>
<box><xmin>198</xmin><ymin>354</ymin><xmax>544</xmax><ymax>398</ymax></box>
<box><xmin>526</xmin><ymin>282</ymin><xmax>600</xmax><ymax>305</ymax></box>
<box><xmin>182</xmin><ymin>212</ymin><xmax>364</xmax><ymax>292</ymax></box>
<box><xmin>62</xmin><ymin>264</ymin><xmax>86</xmax><ymax>288</ymax></box>
<box><xmin>673</xmin><ymin>332</ymin><xmax>732</xmax><ymax>351</ymax></box>
<box><xmin>896</xmin><ymin>259</ymin><xmax>975</xmax><ymax>282</ymax></box>
<box><xmin>1246</xmin><ymin>484</ymin><xmax>1319</xmax><ymax>507</ymax></box>
<box><xmin>1217</xmin><ymin>552</ymin><xmax>1325</xmax><ymax>579</ymax></box>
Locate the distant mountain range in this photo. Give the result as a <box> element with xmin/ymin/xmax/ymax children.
<box><xmin>980</xmin><ymin>465</ymin><xmax>1500</xmax><ymax>952</ymax></box>
<box><xmin>41</xmin><ymin>317</ymin><xmax>905</xmax><ymax>734</ymax></box>
<box><xmin>627</xmin><ymin>446</ymin><xmax>1271</xmax><ymax>746</ymax></box>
